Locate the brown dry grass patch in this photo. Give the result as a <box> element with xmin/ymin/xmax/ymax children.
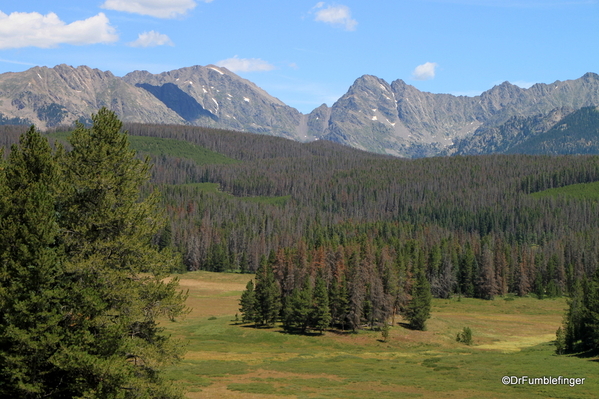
<box><xmin>176</xmin><ymin>272</ymin><xmax>252</xmax><ymax>318</ymax></box>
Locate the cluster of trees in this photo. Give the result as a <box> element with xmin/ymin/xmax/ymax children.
<box><xmin>4</xmin><ymin>119</ymin><xmax>599</xmax><ymax>340</ymax></box>
<box><xmin>0</xmin><ymin>110</ymin><xmax>186</xmax><ymax>398</ymax></box>
<box><xmin>122</xmin><ymin>123</ymin><xmax>599</xmax><ymax>337</ymax></box>
<box><xmin>239</xmin><ymin>260</ymin><xmax>335</xmax><ymax>334</ymax></box>
<box><xmin>238</xmin><ymin>239</ymin><xmax>435</xmax><ymax>333</ymax></box>
<box><xmin>556</xmin><ymin>272</ymin><xmax>599</xmax><ymax>354</ymax></box>
<box><xmin>118</xmin><ymin>124</ymin><xmax>599</xmax><ymax>284</ymax></box>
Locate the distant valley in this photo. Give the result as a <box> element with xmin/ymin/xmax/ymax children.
<box><xmin>2</xmin><ymin>64</ymin><xmax>599</xmax><ymax>157</ymax></box>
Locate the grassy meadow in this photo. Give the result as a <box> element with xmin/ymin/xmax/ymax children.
<box><xmin>530</xmin><ymin>181</ymin><xmax>599</xmax><ymax>200</ymax></box>
<box><xmin>47</xmin><ymin>132</ymin><xmax>238</xmax><ymax>166</ymax></box>
<box><xmin>163</xmin><ymin>271</ymin><xmax>598</xmax><ymax>399</ymax></box>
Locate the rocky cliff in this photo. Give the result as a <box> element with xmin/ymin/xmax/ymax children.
<box><xmin>2</xmin><ymin>64</ymin><xmax>599</xmax><ymax>157</ymax></box>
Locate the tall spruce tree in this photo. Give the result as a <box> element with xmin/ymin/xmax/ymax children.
<box><xmin>254</xmin><ymin>257</ymin><xmax>281</xmax><ymax>327</ymax></box>
<box><xmin>0</xmin><ymin>127</ymin><xmax>65</xmax><ymax>397</ymax></box>
<box><xmin>312</xmin><ymin>277</ymin><xmax>332</xmax><ymax>334</ymax></box>
<box><xmin>0</xmin><ymin>110</ymin><xmax>188</xmax><ymax>398</ymax></box>
<box><xmin>282</xmin><ymin>283</ymin><xmax>312</xmax><ymax>333</ymax></box>
<box><xmin>560</xmin><ymin>273</ymin><xmax>599</xmax><ymax>354</ymax></box>
<box><xmin>404</xmin><ymin>266</ymin><xmax>432</xmax><ymax>331</ymax></box>
<box><xmin>239</xmin><ymin>280</ymin><xmax>257</xmax><ymax>324</ymax></box>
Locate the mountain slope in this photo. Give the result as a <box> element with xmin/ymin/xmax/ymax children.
<box><xmin>3</xmin><ymin>64</ymin><xmax>599</xmax><ymax>157</ymax></box>
<box><xmin>320</xmin><ymin>73</ymin><xmax>599</xmax><ymax>157</ymax></box>
<box><xmin>506</xmin><ymin>106</ymin><xmax>599</xmax><ymax>155</ymax></box>
<box><xmin>445</xmin><ymin>107</ymin><xmax>575</xmax><ymax>155</ymax></box>
<box><xmin>123</xmin><ymin>65</ymin><xmax>308</xmax><ymax>141</ymax></box>
<box><xmin>0</xmin><ymin>64</ymin><xmax>184</xmax><ymax>128</ymax></box>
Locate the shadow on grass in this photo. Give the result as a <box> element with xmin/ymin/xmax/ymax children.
<box><xmin>235</xmin><ymin>323</ymin><xmax>278</xmax><ymax>330</ymax></box>
<box><xmin>329</xmin><ymin>329</ymin><xmax>357</xmax><ymax>336</ymax></box>
<box><xmin>573</xmin><ymin>348</ymin><xmax>599</xmax><ymax>361</ymax></box>
<box><xmin>398</xmin><ymin>321</ymin><xmax>421</xmax><ymax>331</ymax></box>
<box><xmin>276</xmin><ymin>329</ymin><xmax>323</xmax><ymax>337</ymax></box>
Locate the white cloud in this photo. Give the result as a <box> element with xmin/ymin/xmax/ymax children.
<box><xmin>0</xmin><ymin>58</ymin><xmax>37</xmax><ymax>66</ymax></box>
<box><xmin>412</xmin><ymin>62</ymin><xmax>438</xmax><ymax>81</ymax></box>
<box><xmin>313</xmin><ymin>3</ymin><xmax>357</xmax><ymax>31</ymax></box>
<box><xmin>0</xmin><ymin>11</ymin><xmax>118</xmax><ymax>49</ymax></box>
<box><xmin>216</xmin><ymin>56</ymin><xmax>275</xmax><ymax>73</ymax></box>
<box><xmin>128</xmin><ymin>31</ymin><xmax>174</xmax><ymax>47</ymax></box>
<box><xmin>101</xmin><ymin>0</ymin><xmax>197</xmax><ymax>19</ymax></box>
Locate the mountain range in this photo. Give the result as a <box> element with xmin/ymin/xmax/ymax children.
<box><xmin>2</xmin><ymin>64</ymin><xmax>599</xmax><ymax>157</ymax></box>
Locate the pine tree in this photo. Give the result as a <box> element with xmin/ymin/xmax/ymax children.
<box><xmin>555</xmin><ymin>326</ymin><xmax>566</xmax><ymax>355</ymax></box>
<box><xmin>381</xmin><ymin>321</ymin><xmax>390</xmax><ymax>342</ymax></box>
<box><xmin>459</xmin><ymin>244</ymin><xmax>476</xmax><ymax>297</ymax></box>
<box><xmin>404</xmin><ymin>266</ymin><xmax>432</xmax><ymax>331</ymax></box>
<box><xmin>0</xmin><ymin>111</ymin><xmax>188</xmax><ymax>398</ymax></box>
<box><xmin>312</xmin><ymin>277</ymin><xmax>332</xmax><ymax>334</ymax></box>
<box><xmin>282</xmin><ymin>283</ymin><xmax>312</xmax><ymax>333</ymax></box>
<box><xmin>586</xmin><ymin>272</ymin><xmax>599</xmax><ymax>352</ymax></box>
<box><xmin>563</xmin><ymin>278</ymin><xmax>587</xmax><ymax>352</ymax></box>
<box><xmin>254</xmin><ymin>258</ymin><xmax>281</xmax><ymax>327</ymax></box>
<box><xmin>0</xmin><ymin>127</ymin><xmax>66</xmax><ymax>397</ymax></box>
<box><xmin>239</xmin><ymin>280</ymin><xmax>257</xmax><ymax>324</ymax></box>
<box><xmin>476</xmin><ymin>243</ymin><xmax>496</xmax><ymax>300</ymax></box>
<box><xmin>329</xmin><ymin>275</ymin><xmax>350</xmax><ymax>330</ymax></box>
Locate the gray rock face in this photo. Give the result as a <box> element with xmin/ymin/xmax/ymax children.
<box><xmin>444</xmin><ymin>108</ymin><xmax>575</xmax><ymax>155</ymax></box>
<box><xmin>0</xmin><ymin>64</ymin><xmax>184</xmax><ymax>128</ymax></box>
<box><xmin>320</xmin><ymin>73</ymin><xmax>599</xmax><ymax>157</ymax></box>
<box><xmin>122</xmin><ymin>65</ymin><xmax>305</xmax><ymax>140</ymax></box>
<box><xmin>2</xmin><ymin>64</ymin><xmax>599</xmax><ymax>157</ymax></box>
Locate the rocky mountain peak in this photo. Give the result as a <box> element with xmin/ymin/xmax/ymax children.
<box><xmin>2</xmin><ymin>64</ymin><xmax>599</xmax><ymax>157</ymax></box>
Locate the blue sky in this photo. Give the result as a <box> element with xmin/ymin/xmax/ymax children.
<box><xmin>0</xmin><ymin>0</ymin><xmax>597</xmax><ymax>113</ymax></box>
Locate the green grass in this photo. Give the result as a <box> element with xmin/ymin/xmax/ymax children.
<box><xmin>239</xmin><ymin>194</ymin><xmax>291</xmax><ymax>206</ymax></box>
<box><xmin>47</xmin><ymin>132</ymin><xmax>237</xmax><ymax>166</ymax></box>
<box><xmin>162</xmin><ymin>272</ymin><xmax>598</xmax><ymax>399</ymax></box>
<box><xmin>530</xmin><ymin>181</ymin><xmax>599</xmax><ymax>200</ymax></box>
<box><xmin>128</xmin><ymin>136</ymin><xmax>238</xmax><ymax>166</ymax></box>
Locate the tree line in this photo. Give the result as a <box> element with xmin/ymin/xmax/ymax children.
<box><xmin>4</xmin><ymin>121</ymin><xmax>599</xmax><ymax>335</ymax></box>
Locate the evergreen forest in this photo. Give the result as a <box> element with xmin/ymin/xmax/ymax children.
<box><xmin>2</xmin><ymin>115</ymin><xmax>599</xmax><ymax>397</ymax></box>
<box><xmin>124</xmin><ymin>122</ymin><xmax>599</xmax><ymax>348</ymax></box>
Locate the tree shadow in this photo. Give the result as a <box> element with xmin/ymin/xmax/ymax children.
<box><xmin>398</xmin><ymin>322</ymin><xmax>418</xmax><ymax>330</ymax></box>
<box><xmin>236</xmin><ymin>323</ymin><xmax>277</xmax><ymax>329</ymax></box>
<box><xmin>276</xmin><ymin>329</ymin><xmax>323</xmax><ymax>337</ymax></box>
<box><xmin>573</xmin><ymin>349</ymin><xmax>599</xmax><ymax>361</ymax></box>
<box><xmin>329</xmin><ymin>329</ymin><xmax>356</xmax><ymax>336</ymax></box>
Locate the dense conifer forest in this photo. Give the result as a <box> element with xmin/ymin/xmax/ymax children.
<box><xmin>127</xmin><ymin>123</ymin><xmax>599</xmax><ymax>341</ymax></box>
<box><xmin>0</xmin><ymin>113</ymin><xmax>187</xmax><ymax>398</ymax></box>
<box><xmin>2</xmin><ymin>120</ymin><xmax>599</xmax><ymax>347</ymax></box>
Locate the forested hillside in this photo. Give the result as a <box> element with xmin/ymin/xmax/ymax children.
<box><xmin>3</xmin><ymin>121</ymin><xmax>599</xmax><ymax>334</ymax></box>
<box><xmin>507</xmin><ymin>106</ymin><xmax>599</xmax><ymax>154</ymax></box>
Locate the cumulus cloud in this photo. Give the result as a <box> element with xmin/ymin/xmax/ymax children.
<box><xmin>128</xmin><ymin>31</ymin><xmax>174</xmax><ymax>47</ymax></box>
<box><xmin>313</xmin><ymin>3</ymin><xmax>357</xmax><ymax>31</ymax></box>
<box><xmin>101</xmin><ymin>0</ymin><xmax>197</xmax><ymax>18</ymax></box>
<box><xmin>0</xmin><ymin>11</ymin><xmax>118</xmax><ymax>49</ymax></box>
<box><xmin>216</xmin><ymin>56</ymin><xmax>275</xmax><ymax>73</ymax></box>
<box><xmin>412</xmin><ymin>62</ymin><xmax>438</xmax><ymax>81</ymax></box>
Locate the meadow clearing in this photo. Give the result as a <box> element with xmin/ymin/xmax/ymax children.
<box><xmin>161</xmin><ymin>271</ymin><xmax>598</xmax><ymax>399</ymax></box>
